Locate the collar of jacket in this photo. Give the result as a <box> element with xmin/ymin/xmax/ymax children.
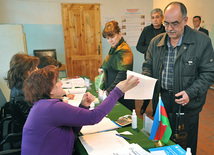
<box><xmin>151</xmin><ymin>24</ymin><xmax>165</xmax><ymax>30</ymax></box>
<box><xmin>156</xmin><ymin>25</ymin><xmax>195</xmax><ymax>47</ymax></box>
<box><xmin>109</xmin><ymin>37</ymin><xmax>124</xmax><ymax>55</ymax></box>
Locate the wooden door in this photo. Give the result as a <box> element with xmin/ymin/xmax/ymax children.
<box><xmin>61</xmin><ymin>3</ymin><xmax>102</xmax><ymax>81</ymax></box>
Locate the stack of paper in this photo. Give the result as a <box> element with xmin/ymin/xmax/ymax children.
<box><xmin>61</xmin><ymin>77</ymin><xmax>85</xmax><ymax>88</ymax></box>
<box><xmin>64</xmin><ymin>88</ymin><xmax>86</xmax><ymax>107</ymax></box>
<box><xmin>79</xmin><ymin>130</ymin><xmax>129</xmax><ymax>155</ymax></box>
<box><xmin>79</xmin><ymin>130</ymin><xmax>151</xmax><ymax>155</ymax></box>
<box><xmin>80</xmin><ymin>117</ymin><xmax>120</xmax><ymax>135</ymax></box>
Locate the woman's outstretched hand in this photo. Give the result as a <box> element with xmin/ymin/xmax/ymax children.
<box><xmin>116</xmin><ymin>75</ymin><xmax>139</xmax><ymax>93</ymax></box>
<box><xmin>80</xmin><ymin>92</ymin><xmax>95</xmax><ymax>107</ymax></box>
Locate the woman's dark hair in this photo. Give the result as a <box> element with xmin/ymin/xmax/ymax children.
<box><xmin>38</xmin><ymin>56</ymin><xmax>62</xmax><ymax>69</ymax></box>
<box><xmin>24</xmin><ymin>65</ymin><xmax>59</xmax><ymax>105</ymax></box>
<box><xmin>102</xmin><ymin>20</ymin><xmax>121</xmax><ymax>38</ymax></box>
<box><xmin>5</xmin><ymin>53</ymin><xmax>40</xmax><ymax>89</ymax></box>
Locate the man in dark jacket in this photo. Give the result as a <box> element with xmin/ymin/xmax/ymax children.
<box><xmin>136</xmin><ymin>8</ymin><xmax>165</xmax><ymax>114</ymax></box>
<box><xmin>142</xmin><ymin>2</ymin><xmax>214</xmax><ymax>155</ymax></box>
<box><xmin>136</xmin><ymin>8</ymin><xmax>165</xmax><ymax>58</ymax></box>
<box><xmin>193</xmin><ymin>16</ymin><xmax>209</xmax><ymax>36</ymax></box>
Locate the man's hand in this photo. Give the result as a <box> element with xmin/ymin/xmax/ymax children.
<box><xmin>175</xmin><ymin>91</ymin><xmax>190</xmax><ymax>106</ymax></box>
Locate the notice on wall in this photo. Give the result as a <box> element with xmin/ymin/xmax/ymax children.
<box><xmin>121</xmin><ymin>9</ymin><xmax>145</xmax><ymax>46</ymax></box>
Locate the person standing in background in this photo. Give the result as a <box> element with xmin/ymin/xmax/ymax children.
<box><xmin>142</xmin><ymin>2</ymin><xmax>214</xmax><ymax>155</ymax></box>
<box><xmin>193</xmin><ymin>16</ymin><xmax>209</xmax><ymax>36</ymax></box>
<box><xmin>136</xmin><ymin>8</ymin><xmax>165</xmax><ymax>58</ymax></box>
<box><xmin>136</xmin><ymin>8</ymin><xmax>165</xmax><ymax>114</ymax></box>
<box><xmin>98</xmin><ymin>20</ymin><xmax>135</xmax><ymax>111</ymax></box>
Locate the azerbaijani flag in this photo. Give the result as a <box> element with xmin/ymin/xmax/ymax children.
<box><xmin>149</xmin><ymin>97</ymin><xmax>172</xmax><ymax>144</ymax></box>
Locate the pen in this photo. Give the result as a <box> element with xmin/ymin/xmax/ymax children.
<box><xmin>116</xmin><ymin>134</ymin><xmax>131</xmax><ymax>140</ymax></box>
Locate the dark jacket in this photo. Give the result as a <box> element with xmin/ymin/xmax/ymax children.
<box><xmin>102</xmin><ymin>38</ymin><xmax>133</xmax><ymax>94</ymax></box>
<box><xmin>143</xmin><ymin>25</ymin><xmax>214</xmax><ymax>116</ymax></box>
<box><xmin>199</xmin><ymin>27</ymin><xmax>209</xmax><ymax>36</ymax></box>
<box><xmin>10</xmin><ymin>87</ymin><xmax>31</xmax><ymax>132</ymax></box>
<box><xmin>136</xmin><ymin>24</ymin><xmax>165</xmax><ymax>55</ymax></box>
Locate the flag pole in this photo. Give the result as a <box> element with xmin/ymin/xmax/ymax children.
<box><xmin>155</xmin><ymin>94</ymin><xmax>164</xmax><ymax>147</ymax></box>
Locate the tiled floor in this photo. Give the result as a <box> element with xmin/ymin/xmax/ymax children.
<box><xmin>135</xmin><ymin>88</ymin><xmax>214</xmax><ymax>155</ymax></box>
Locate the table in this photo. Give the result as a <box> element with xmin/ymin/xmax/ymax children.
<box><xmin>73</xmin><ymin>77</ymin><xmax>175</xmax><ymax>154</ymax></box>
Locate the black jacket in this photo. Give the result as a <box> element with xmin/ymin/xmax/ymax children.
<box><xmin>10</xmin><ymin>87</ymin><xmax>31</xmax><ymax>132</ymax></box>
<box><xmin>199</xmin><ymin>27</ymin><xmax>209</xmax><ymax>36</ymax></box>
<box><xmin>143</xmin><ymin>25</ymin><xmax>214</xmax><ymax>116</ymax></box>
<box><xmin>136</xmin><ymin>24</ymin><xmax>165</xmax><ymax>55</ymax></box>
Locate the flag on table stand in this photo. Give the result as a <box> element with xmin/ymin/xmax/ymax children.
<box><xmin>149</xmin><ymin>97</ymin><xmax>172</xmax><ymax>144</ymax></box>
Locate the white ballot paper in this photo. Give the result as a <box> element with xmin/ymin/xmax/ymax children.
<box><xmin>64</xmin><ymin>88</ymin><xmax>87</xmax><ymax>107</ymax></box>
<box><xmin>79</xmin><ymin>130</ymin><xmax>129</xmax><ymax>155</ymax></box>
<box><xmin>80</xmin><ymin>117</ymin><xmax>120</xmax><ymax>135</ymax></box>
<box><xmin>124</xmin><ymin>70</ymin><xmax>157</xmax><ymax>100</ymax></box>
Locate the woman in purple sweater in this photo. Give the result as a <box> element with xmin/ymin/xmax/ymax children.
<box><xmin>21</xmin><ymin>65</ymin><xmax>138</xmax><ymax>155</ymax></box>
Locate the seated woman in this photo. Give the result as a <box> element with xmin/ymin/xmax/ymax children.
<box><xmin>4</xmin><ymin>53</ymin><xmax>40</xmax><ymax>132</ymax></box>
<box><xmin>21</xmin><ymin>65</ymin><xmax>138</xmax><ymax>155</ymax></box>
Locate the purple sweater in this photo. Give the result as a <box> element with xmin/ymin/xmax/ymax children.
<box><xmin>21</xmin><ymin>87</ymin><xmax>123</xmax><ymax>155</ymax></box>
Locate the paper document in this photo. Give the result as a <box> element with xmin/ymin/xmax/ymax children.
<box><xmin>79</xmin><ymin>130</ymin><xmax>129</xmax><ymax>155</ymax></box>
<box><xmin>124</xmin><ymin>70</ymin><xmax>157</xmax><ymax>100</ymax></box>
<box><xmin>64</xmin><ymin>87</ymin><xmax>86</xmax><ymax>94</ymax></box>
<box><xmin>149</xmin><ymin>144</ymin><xmax>186</xmax><ymax>155</ymax></box>
<box><xmin>64</xmin><ymin>88</ymin><xmax>87</xmax><ymax>107</ymax></box>
<box><xmin>61</xmin><ymin>77</ymin><xmax>85</xmax><ymax>88</ymax></box>
<box><xmin>80</xmin><ymin>117</ymin><xmax>120</xmax><ymax>135</ymax></box>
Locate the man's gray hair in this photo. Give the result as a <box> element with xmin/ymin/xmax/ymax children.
<box><xmin>150</xmin><ymin>8</ymin><xmax>163</xmax><ymax>17</ymax></box>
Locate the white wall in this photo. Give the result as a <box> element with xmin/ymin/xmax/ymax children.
<box><xmin>1</xmin><ymin>0</ymin><xmax>213</xmax><ymax>100</ymax></box>
<box><xmin>0</xmin><ymin>25</ymin><xmax>27</xmax><ymax>101</ymax></box>
<box><xmin>0</xmin><ymin>0</ymin><xmax>153</xmax><ymax>100</ymax></box>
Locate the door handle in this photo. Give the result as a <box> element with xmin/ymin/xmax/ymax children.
<box><xmin>98</xmin><ymin>45</ymin><xmax>100</xmax><ymax>55</ymax></box>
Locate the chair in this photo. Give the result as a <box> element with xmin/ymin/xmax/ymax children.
<box><xmin>0</xmin><ymin>148</ymin><xmax>21</xmax><ymax>155</ymax></box>
<box><xmin>1</xmin><ymin>116</ymin><xmax>13</xmax><ymax>138</ymax></box>
<box><xmin>0</xmin><ymin>116</ymin><xmax>22</xmax><ymax>152</ymax></box>
<box><xmin>0</xmin><ymin>132</ymin><xmax>22</xmax><ymax>149</ymax></box>
<box><xmin>33</xmin><ymin>49</ymin><xmax>57</xmax><ymax>60</ymax></box>
<box><xmin>0</xmin><ymin>95</ymin><xmax>22</xmax><ymax>152</ymax></box>
<box><xmin>0</xmin><ymin>102</ymin><xmax>11</xmax><ymax>120</ymax></box>
<box><xmin>0</xmin><ymin>88</ymin><xmax>10</xmax><ymax>120</ymax></box>
<box><xmin>0</xmin><ymin>88</ymin><xmax>12</xmax><ymax>147</ymax></box>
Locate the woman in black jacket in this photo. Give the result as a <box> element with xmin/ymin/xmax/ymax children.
<box><xmin>5</xmin><ymin>53</ymin><xmax>39</xmax><ymax>132</ymax></box>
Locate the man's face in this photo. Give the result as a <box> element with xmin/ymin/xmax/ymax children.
<box><xmin>164</xmin><ymin>5</ymin><xmax>188</xmax><ymax>40</ymax></box>
<box><xmin>151</xmin><ymin>12</ymin><xmax>163</xmax><ymax>29</ymax></box>
<box><xmin>193</xmin><ymin>17</ymin><xmax>201</xmax><ymax>28</ymax></box>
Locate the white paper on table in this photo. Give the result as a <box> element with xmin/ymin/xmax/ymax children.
<box><xmin>124</xmin><ymin>70</ymin><xmax>157</xmax><ymax>100</ymax></box>
<box><xmin>64</xmin><ymin>87</ymin><xmax>86</xmax><ymax>94</ymax></box>
<box><xmin>112</xmin><ymin>143</ymin><xmax>151</xmax><ymax>155</ymax></box>
<box><xmin>64</xmin><ymin>88</ymin><xmax>87</xmax><ymax>107</ymax></box>
<box><xmin>150</xmin><ymin>150</ymin><xmax>167</xmax><ymax>155</ymax></box>
<box><xmin>79</xmin><ymin>130</ymin><xmax>129</xmax><ymax>155</ymax></box>
<box><xmin>61</xmin><ymin>78</ymin><xmax>85</xmax><ymax>88</ymax></box>
<box><xmin>80</xmin><ymin>117</ymin><xmax>120</xmax><ymax>135</ymax></box>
